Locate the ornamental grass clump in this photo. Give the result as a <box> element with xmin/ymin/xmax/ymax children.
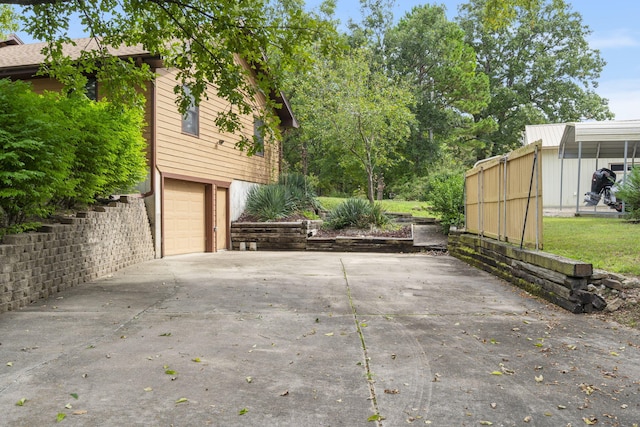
<box><xmin>244</xmin><ymin>184</ymin><xmax>296</xmax><ymax>221</ymax></box>
<box><xmin>278</xmin><ymin>172</ymin><xmax>322</xmax><ymax>213</ymax></box>
<box><xmin>326</xmin><ymin>198</ymin><xmax>389</xmax><ymax>230</ymax></box>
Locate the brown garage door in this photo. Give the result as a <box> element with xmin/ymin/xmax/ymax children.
<box><xmin>164</xmin><ymin>179</ymin><xmax>206</xmax><ymax>256</ymax></box>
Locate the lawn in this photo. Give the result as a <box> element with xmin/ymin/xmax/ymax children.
<box><xmin>543</xmin><ymin>217</ymin><xmax>640</xmax><ymax>276</ymax></box>
<box><xmin>317</xmin><ymin>196</ymin><xmax>435</xmax><ymax>217</ymax></box>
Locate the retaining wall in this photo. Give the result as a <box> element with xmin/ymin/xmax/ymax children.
<box><xmin>0</xmin><ymin>196</ymin><xmax>155</xmax><ymax>313</ymax></box>
<box><xmin>448</xmin><ymin>232</ymin><xmax>604</xmax><ymax>313</ymax></box>
<box><xmin>231</xmin><ymin>221</ymin><xmax>322</xmax><ymax>251</ymax></box>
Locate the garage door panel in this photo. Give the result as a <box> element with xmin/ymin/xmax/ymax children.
<box><xmin>164</xmin><ymin>179</ymin><xmax>206</xmax><ymax>256</ymax></box>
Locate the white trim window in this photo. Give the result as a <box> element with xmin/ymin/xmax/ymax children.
<box><xmin>182</xmin><ymin>85</ymin><xmax>199</xmax><ymax>136</ymax></box>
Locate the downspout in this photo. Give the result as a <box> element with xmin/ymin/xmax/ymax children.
<box><xmin>142</xmin><ymin>78</ymin><xmax>157</xmax><ymax>199</ymax></box>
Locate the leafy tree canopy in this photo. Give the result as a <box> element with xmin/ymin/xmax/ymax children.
<box><xmin>385</xmin><ymin>4</ymin><xmax>495</xmax><ymax>173</ymax></box>
<box><xmin>0</xmin><ymin>4</ymin><xmax>18</xmax><ymax>37</ymax></box>
<box><xmin>458</xmin><ymin>0</ymin><xmax>613</xmax><ymax>158</ymax></box>
<box><xmin>1</xmin><ymin>0</ymin><xmax>340</xmax><ymax>153</ymax></box>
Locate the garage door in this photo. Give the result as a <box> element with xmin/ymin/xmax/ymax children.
<box><xmin>164</xmin><ymin>179</ymin><xmax>206</xmax><ymax>256</ymax></box>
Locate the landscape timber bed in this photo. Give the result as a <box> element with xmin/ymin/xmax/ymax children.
<box><xmin>230</xmin><ymin>218</ymin><xmax>447</xmax><ymax>253</ymax></box>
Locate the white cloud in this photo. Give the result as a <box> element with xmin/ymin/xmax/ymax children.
<box><xmin>589</xmin><ymin>29</ymin><xmax>640</xmax><ymax>49</ymax></box>
<box><xmin>598</xmin><ymin>79</ymin><xmax>640</xmax><ymax>120</ymax></box>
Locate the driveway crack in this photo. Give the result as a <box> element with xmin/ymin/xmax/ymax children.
<box><xmin>340</xmin><ymin>258</ymin><xmax>383</xmax><ymax>426</ymax></box>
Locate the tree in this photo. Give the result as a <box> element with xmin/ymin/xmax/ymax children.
<box><xmin>482</xmin><ymin>0</ymin><xmax>541</xmax><ymax>29</ymax></box>
<box><xmin>4</xmin><ymin>0</ymin><xmax>339</xmax><ymax>154</ymax></box>
<box><xmin>457</xmin><ymin>0</ymin><xmax>613</xmax><ymax>158</ymax></box>
<box><xmin>285</xmin><ymin>47</ymin><xmax>415</xmax><ymax>203</ymax></box>
<box><xmin>0</xmin><ymin>4</ymin><xmax>17</xmax><ymax>37</ymax></box>
<box><xmin>385</xmin><ymin>4</ymin><xmax>495</xmax><ymax>175</ymax></box>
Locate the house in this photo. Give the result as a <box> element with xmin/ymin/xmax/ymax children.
<box><xmin>0</xmin><ymin>37</ymin><xmax>297</xmax><ymax>257</ymax></box>
<box><xmin>523</xmin><ymin>122</ymin><xmax>639</xmax><ymax>212</ymax></box>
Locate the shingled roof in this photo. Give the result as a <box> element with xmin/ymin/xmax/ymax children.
<box><xmin>0</xmin><ymin>37</ymin><xmax>150</xmax><ymax>76</ymax></box>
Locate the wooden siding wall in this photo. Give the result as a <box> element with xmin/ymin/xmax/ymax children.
<box><xmin>28</xmin><ymin>77</ymin><xmax>63</xmax><ymax>93</ymax></box>
<box><xmin>154</xmin><ymin>68</ymin><xmax>279</xmax><ymax>185</ymax></box>
<box><xmin>465</xmin><ymin>141</ymin><xmax>543</xmax><ymax>249</ymax></box>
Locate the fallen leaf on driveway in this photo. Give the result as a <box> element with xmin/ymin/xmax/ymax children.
<box><xmin>384</xmin><ymin>389</ymin><xmax>399</xmax><ymax>394</ymax></box>
<box><xmin>582</xmin><ymin>416</ymin><xmax>598</xmax><ymax>425</ymax></box>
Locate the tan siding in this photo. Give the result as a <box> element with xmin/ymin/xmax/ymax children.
<box><xmin>154</xmin><ymin>69</ymin><xmax>279</xmax><ymax>184</ymax></box>
<box><xmin>26</xmin><ymin>78</ymin><xmax>63</xmax><ymax>93</ymax></box>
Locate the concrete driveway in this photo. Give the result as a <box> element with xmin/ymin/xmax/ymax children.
<box><xmin>1</xmin><ymin>251</ymin><xmax>639</xmax><ymax>426</ymax></box>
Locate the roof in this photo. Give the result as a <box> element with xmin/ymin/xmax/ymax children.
<box><xmin>0</xmin><ymin>34</ymin><xmax>24</xmax><ymax>47</ymax></box>
<box><xmin>524</xmin><ymin>123</ymin><xmax>566</xmax><ymax>148</ymax></box>
<box><xmin>558</xmin><ymin>120</ymin><xmax>640</xmax><ymax>159</ymax></box>
<box><xmin>0</xmin><ymin>38</ymin><xmax>149</xmax><ymax>75</ymax></box>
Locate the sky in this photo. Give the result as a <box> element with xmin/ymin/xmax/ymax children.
<box><xmin>13</xmin><ymin>0</ymin><xmax>640</xmax><ymax>121</ymax></box>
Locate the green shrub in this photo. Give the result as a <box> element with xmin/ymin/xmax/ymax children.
<box><xmin>59</xmin><ymin>98</ymin><xmax>147</xmax><ymax>206</ymax></box>
<box><xmin>245</xmin><ymin>184</ymin><xmax>296</xmax><ymax>221</ymax></box>
<box><xmin>0</xmin><ymin>79</ymin><xmax>148</xmax><ymax>231</ymax></box>
<box><xmin>326</xmin><ymin>198</ymin><xmax>389</xmax><ymax>230</ymax></box>
<box><xmin>426</xmin><ymin>173</ymin><xmax>465</xmax><ymax>233</ymax></box>
<box><xmin>0</xmin><ymin>79</ymin><xmax>75</xmax><ymax>227</ymax></box>
<box><xmin>617</xmin><ymin>167</ymin><xmax>640</xmax><ymax>219</ymax></box>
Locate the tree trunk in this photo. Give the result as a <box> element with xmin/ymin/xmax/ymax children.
<box><xmin>376</xmin><ymin>174</ymin><xmax>385</xmax><ymax>200</ymax></box>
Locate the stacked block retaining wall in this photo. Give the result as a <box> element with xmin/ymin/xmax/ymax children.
<box><xmin>0</xmin><ymin>196</ymin><xmax>155</xmax><ymax>313</ymax></box>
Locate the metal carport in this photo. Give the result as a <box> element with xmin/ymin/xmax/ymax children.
<box><xmin>558</xmin><ymin>121</ymin><xmax>640</xmax><ymax>214</ymax></box>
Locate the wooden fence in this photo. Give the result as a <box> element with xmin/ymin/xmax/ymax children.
<box><xmin>465</xmin><ymin>140</ymin><xmax>543</xmax><ymax>249</ymax></box>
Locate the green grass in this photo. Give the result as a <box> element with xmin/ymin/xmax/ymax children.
<box><xmin>317</xmin><ymin>197</ymin><xmax>435</xmax><ymax>218</ymax></box>
<box><xmin>544</xmin><ymin>217</ymin><xmax>640</xmax><ymax>276</ymax></box>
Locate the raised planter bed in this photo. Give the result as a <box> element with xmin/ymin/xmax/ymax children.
<box><xmin>230</xmin><ymin>220</ymin><xmax>322</xmax><ymax>251</ymax></box>
<box><xmin>230</xmin><ymin>220</ymin><xmax>443</xmax><ymax>253</ymax></box>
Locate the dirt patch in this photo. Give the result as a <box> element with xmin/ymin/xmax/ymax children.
<box><xmin>592</xmin><ymin>273</ymin><xmax>640</xmax><ymax>329</ymax></box>
<box><xmin>313</xmin><ymin>225</ymin><xmax>412</xmax><ymax>239</ymax></box>
<box><xmin>235</xmin><ymin>213</ymin><xmax>310</xmax><ymax>222</ymax></box>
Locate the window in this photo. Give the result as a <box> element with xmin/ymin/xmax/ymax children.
<box><xmin>609</xmin><ymin>163</ymin><xmax>638</xmax><ymax>173</ymax></box>
<box><xmin>181</xmin><ymin>86</ymin><xmax>199</xmax><ymax>136</ymax></box>
<box><xmin>254</xmin><ymin>117</ymin><xmax>264</xmax><ymax>157</ymax></box>
<box><xmin>85</xmin><ymin>77</ymin><xmax>97</xmax><ymax>101</ymax></box>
